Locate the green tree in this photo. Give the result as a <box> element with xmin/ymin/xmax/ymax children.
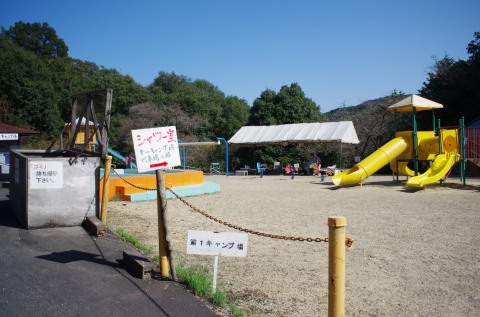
<box><xmin>248</xmin><ymin>89</ymin><xmax>278</xmax><ymax>125</ymax></box>
<box><xmin>419</xmin><ymin>32</ymin><xmax>480</xmax><ymax>126</ymax></box>
<box><xmin>216</xmin><ymin>96</ymin><xmax>250</xmax><ymax>139</ymax></box>
<box><xmin>243</xmin><ymin>83</ymin><xmax>324</xmax><ymax>169</ymax></box>
<box><xmin>1</xmin><ymin>21</ymin><xmax>68</xmax><ymax>60</ymax></box>
<box><xmin>149</xmin><ymin>72</ymin><xmax>232</xmax><ymax>138</ymax></box>
<box><xmin>248</xmin><ymin>83</ymin><xmax>322</xmax><ymax>126</ymax></box>
<box><xmin>0</xmin><ymin>36</ymin><xmax>62</xmax><ymax>135</ymax></box>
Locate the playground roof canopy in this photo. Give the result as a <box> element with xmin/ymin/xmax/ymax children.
<box><xmin>228</xmin><ymin>121</ymin><xmax>360</xmax><ymax>145</ymax></box>
<box><xmin>387</xmin><ymin>94</ymin><xmax>443</xmax><ymax>112</ymax></box>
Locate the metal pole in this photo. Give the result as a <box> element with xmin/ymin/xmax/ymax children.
<box><xmin>328</xmin><ymin>216</ymin><xmax>346</xmax><ymax>317</ymax></box>
<box><xmin>156</xmin><ymin>170</ymin><xmax>170</xmax><ymax>278</ymax></box>
<box><xmin>178</xmin><ymin>140</ymin><xmax>186</xmax><ymax>169</ymax></box>
<box><xmin>412</xmin><ymin>108</ymin><xmax>418</xmax><ymax>175</ymax></box>
<box><xmin>217</xmin><ymin>138</ymin><xmax>229</xmax><ymax>176</ymax></box>
<box><xmin>100</xmin><ymin>155</ymin><xmax>112</xmax><ymax>224</ymax></box>
<box><xmin>459</xmin><ymin>117</ymin><xmax>466</xmax><ymax>186</ymax></box>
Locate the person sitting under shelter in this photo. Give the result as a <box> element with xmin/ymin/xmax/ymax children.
<box><xmin>307</xmin><ymin>154</ymin><xmax>321</xmax><ymax>176</ymax></box>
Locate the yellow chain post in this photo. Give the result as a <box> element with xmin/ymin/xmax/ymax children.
<box><xmin>328</xmin><ymin>216</ymin><xmax>346</xmax><ymax>317</ymax></box>
<box><xmin>156</xmin><ymin>170</ymin><xmax>170</xmax><ymax>278</ymax></box>
<box><xmin>100</xmin><ymin>155</ymin><xmax>112</xmax><ymax>224</ymax></box>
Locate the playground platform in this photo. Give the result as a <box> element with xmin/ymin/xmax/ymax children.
<box><xmin>100</xmin><ymin>169</ymin><xmax>220</xmax><ymax>202</ymax></box>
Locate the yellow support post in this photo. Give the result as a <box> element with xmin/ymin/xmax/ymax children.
<box><xmin>100</xmin><ymin>155</ymin><xmax>112</xmax><ymax>224</ymax></box>
<box><xmin>156</xmin><ymin>170</ymin><xmax>170</xmax><ymax>278</ymax></box>
<box><xmin>328</xmin><ymin>216</ymin><xmax>347</xmax><ymax>317</ymax></box>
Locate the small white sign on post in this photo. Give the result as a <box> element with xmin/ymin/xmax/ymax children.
<box><xmin>187</xmin><ymin>230</ymin><xmax>248</xmax><ymax>257</ymax></box>
<box><xmin>131</xmin><ymin>126</ymin><xmax>181</xmax><ymax>173</ymax></box>
<box><xmin>187</xmin><ymin>230</ymin><xmax>248</xmax><ymax>291</ymax></box>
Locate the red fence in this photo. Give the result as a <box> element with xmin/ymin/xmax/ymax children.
<box><xmin>465</xmin><ymin>127</ymin><xmax>480</xmax><ymax>159</ymax></box>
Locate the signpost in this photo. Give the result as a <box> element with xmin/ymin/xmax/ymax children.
<box><xmin>187</xmin><ymin>230</ymin><xmax>248</xmax><ymax>291</ymax></box>
<box><xmin>131</xmin><ymin>126</ymin><xmax>181</xmax><ymax>173</ymax></box>
<box><xmin>132</xmin><ymin>126</ymin><xmax>181</xmax><ymax>278</ymax></box>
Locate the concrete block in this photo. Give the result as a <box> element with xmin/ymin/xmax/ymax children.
<box><xmin>83</xmin><ymin>216</ymin><xmax>106</xmax><ymax>237</ymax></box>
<box><xmin>122</xmin><ymin>250</ymin><xmax>155</xmax><ymax>279</ymax></box>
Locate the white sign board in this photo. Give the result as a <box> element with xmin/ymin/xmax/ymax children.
<box><xmin>187</xmin><ymin>230</ymin><xmax>248</xmax><ymax>257</ymax></box>
<box><xmin>0</xmin><ymin>133</ymin><xmax>18</xmax><ymax>141</ymax></box>
<box><xmin>131</xmin><ymin>126</ymin><xmax>181</xmax><ymax>173</ymax></box>
<box><xmin>29</xmin><ymin>161</ymin><xmax>64</xmax><ymax>189</ymax></box>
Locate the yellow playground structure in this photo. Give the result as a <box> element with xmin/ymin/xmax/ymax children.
<box><xmin>332</xmin><ymin>95</ymin><xmax>466</xmax><ymax>188</ymax></box>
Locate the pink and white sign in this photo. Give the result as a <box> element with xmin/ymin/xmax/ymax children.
<box><xmin>131</xmin><ymin>126</ymin><xmax>181</xmax><ymax>173</ymax></box>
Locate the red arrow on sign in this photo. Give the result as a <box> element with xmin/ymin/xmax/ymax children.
<box><xmin>150</xmin><ymin>161</ymin><xmax>168</xmax><ymax>168</ymax></box>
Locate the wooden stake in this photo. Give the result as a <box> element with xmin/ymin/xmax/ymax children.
<box><xmin>156</xmin><ymin>170</ymin><xmax>176</xmax><ymax>279</ymax></box>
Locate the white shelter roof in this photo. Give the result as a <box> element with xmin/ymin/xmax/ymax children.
<box><xmin>228</xmin><ymin>121</ymin><xmax>360</xmax><ymax>145</ymax></box>
<box><xmin>387</xmin><ymin>94</ymin><xmax>443</xmax><ymax>112</ymax></box>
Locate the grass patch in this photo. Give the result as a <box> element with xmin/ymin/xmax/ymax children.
<box><xmin>115</xmin><ymin>228</ymin><xmax>154</xmax><ymax>257</ymax></box>
<box><xmin>229</xmin><ymin>303</ymin><xmax>247</xmax><ymax>317</ymax></box>
<box><xmin>176</xmin><ymin>263</ymin><xmax>212</xmax><ymax>297</ymax></box>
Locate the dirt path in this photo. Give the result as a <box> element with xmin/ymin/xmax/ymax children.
<box><xmin>107</xmin><ymin>174</ymin><xmax>480</xmax><ymax>317</ymax></box>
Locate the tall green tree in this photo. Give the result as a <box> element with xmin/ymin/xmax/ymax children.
<box><xmin>243</xmin><ymin>83</ymin><xmax>324</xmax><ymax>168</ymax></box>
<box><xmin>149</xmin><ymin>72</ymin><xmax>232</xmax><ymax>138</ymax></box>
<box><xmin>0</xmin><ymin>36</ymin><xmax>62</xmax><ymax>134</ymax></box>
<box><xmin>419</xmin><ymin>32</ymin><xmax>480</xmax><ymax>126</ymax></box>
<box><xmin>216</xmin><ymin>96</ymin><xmax>250</xmax><ymax>139</ymax></box>
<box><xmin>248</xmin><ymin>83</ymin><xmax>322</xmax><ymax>126</ymax></box>
<box><xmin>1</xmin><ymin>21</ymin><xmax>68</xmax><ymax>60</ymax></box>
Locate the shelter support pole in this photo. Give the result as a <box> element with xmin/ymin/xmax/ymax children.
<box><xmin>217</xmin><ymin>138</ymin><xmax>229</xmax><ymax>176</ymax></box>
<box><xmin>328</xmin><ymin>216</ymin><xmax>346</xmax><ymax>317</ymax></box>
<box><xmin>156</xmin><ymin>170</ymin><xmax>173</xmax><ymax>278</ymax></box>
<box><xmin>412</xmin><ymin>108</ymin><xmax>419</xmax><ymax>175</ymax></box>
<box><xmin>459</xmin><ymin>117</ymin><xmax>466</xmax><ymax>186</ymax></box>
<box><xmin>178</xmin><ymin>140</ymin><xmax>186</xmax><ymax>169</ymax></box>
<box><xmin>100</xmin><ymin>155</ymin><xmax>112</xmax><ymax>224</ymax></box>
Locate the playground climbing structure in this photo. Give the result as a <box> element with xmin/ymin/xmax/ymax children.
<box><xmin>332</xmin><ymin>95</ymin><xmax>465</xmax><ymax>188</ymax></box>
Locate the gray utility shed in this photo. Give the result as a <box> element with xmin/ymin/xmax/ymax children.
<box><xmin>10</xmin><ymin>149</ymin><xmax>100</xmax><ymax>229</ymax></box>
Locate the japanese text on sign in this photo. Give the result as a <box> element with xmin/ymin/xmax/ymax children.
<box><xmin>187</xmin><ymin>231</ymin><xmax>248</xmax><ymax>257</ymax></box>
<box><xmin>131</xmin><ymin>126</ymin><xmax>181</xmax><ymax>173</ymax></box>
<box><xmin>29</xmin><ymin>161</ymin><xmax>63</xmax><ymax>189</ymax></box>
<box><xmin>0</xmin><ymin>133</ymin><xmax>18</xmax><ymax>140</ymax></box>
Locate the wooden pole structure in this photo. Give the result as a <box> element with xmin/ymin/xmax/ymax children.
<box><xmin>100</xmin><ymin>155</ymin><xmax>112</xmax><ymax>224</ymax></box>
<box><xmin>328</xmin><ymin>216</ymin><xmax>346</xmax><ymax>317</ymax></box>
<box><xmin>156</xmin><ymin>170</ymin><xmax>176</xmax><ymax>279</ymax></box>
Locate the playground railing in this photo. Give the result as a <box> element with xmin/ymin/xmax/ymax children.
<box><xmin>465</xmin><ymin>127</ymin><xmax>480</xmax><ymax>159</ymax></box>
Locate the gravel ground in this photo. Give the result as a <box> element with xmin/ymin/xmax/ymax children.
<box><xmin>107</xmin><ymin>173</ymin><xmax>480</xmax><ymax>317</ymax></box>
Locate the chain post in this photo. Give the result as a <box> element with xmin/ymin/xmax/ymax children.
<box><xmin>328</xmin><ymin>216</ymin><xmax>347</xmax><ymax>317</ymax></box>
<box><xmin>100</xmin><ymin>155</ymin><xmax>112</xmax><ymax>224</ymax></box>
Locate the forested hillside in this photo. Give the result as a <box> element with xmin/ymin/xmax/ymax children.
<box><xmin>1</xmin><ymin>22</ymin><xmax>478</xmax><ymax>170</ymax></box>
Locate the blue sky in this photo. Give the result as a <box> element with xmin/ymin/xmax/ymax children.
<box><xmin>1</xmin><ymin>1</ymin><xmax>479</xmax><ymax>112</ymax></box>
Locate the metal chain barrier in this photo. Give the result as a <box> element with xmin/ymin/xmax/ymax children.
<box><xmin>112</xmin><ymin>167</ymin><xmax>157</xmax><ymax>191</ymax></box>
<box><xmin>110</xmin><ymin>167</ymin><xmax>354</xmax><ymax>247</ymax></box>
<box><xmin>168</xmin><ymin>189</ymin><xmax>329</xmax><ymax>243</ymax></box>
